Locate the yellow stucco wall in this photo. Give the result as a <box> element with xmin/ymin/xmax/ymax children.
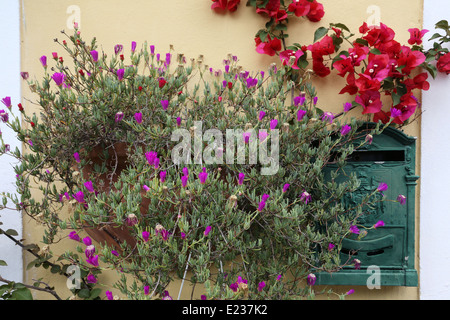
<box><xmin>20</xmin><ymin>0</ymin><xmax>423</xmax><ymax>300</ymax></box>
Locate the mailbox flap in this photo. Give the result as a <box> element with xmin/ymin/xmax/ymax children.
<box><xmin>342</xmin><ymin>234</ymin><xmax>394</xmax><ymax>253</ymax></box>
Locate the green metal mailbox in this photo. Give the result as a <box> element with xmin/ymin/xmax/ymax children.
<box><xmin>316</xmin><ymin>124</ymin><xmax>419</xmax><ymax>286</ymax></box>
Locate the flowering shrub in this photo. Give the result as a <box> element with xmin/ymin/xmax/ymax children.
<box><xmin>0</xmin><ymin>25</ymin><xmax>399</xmax><ymax>300</ymax></box>
<box><xmin>211</xmin><ymin>1</ymin><xmax>450</xmax><ymax>126</ymax></box>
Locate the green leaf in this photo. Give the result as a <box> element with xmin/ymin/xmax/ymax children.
<box><xmin>5</xmin><ymin>229</ymin><xmax>18</xmax><ymax>236</ymax></box>
<box><xmin>0</xmin><ymin>260</ymin><xmax>7</xmax><ymax>266</ymax></box>
<box><xmin>78</xmin><ymin>288</ymin><xmax>90</xmax><ymax>298</ymax></box>
<box><xmin>331</xmin><ymin>23</ymin><xmax>350</xmax><ymax>33</ymax></box>
<box><xmin>370</xmin><ymin>48</ymin><xmax>381</xmax><ymax>55</ymax></box>
<box><xmin>89</xmin><ymin>288</ymin><xmax>102</xmax><ymax>299</ymax></box>
<box><xmin>435</xmin><ymin>20</ymin><xmax>449</xmax><ymax>31</ymax></box>
<box><xmin>314</xmin><ymin>27</ymin><xmax>328</xmax><ymax>42</ymax></box>
<box><xmin>10</xmin><ymin>288</ymin><xmax>33</xmax><ymax>300</ymax></box>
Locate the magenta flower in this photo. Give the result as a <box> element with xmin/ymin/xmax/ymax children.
<box><xmin>131</xmin><ymin>41</ymin><xmax>137</xmax><ymax>53</ymax></box>
<box><xmin>160</xmin><ymin>171</ymin><xmax>167</xmax><ymax>183</ymax></box>
<box><xmin>181</xmin><ymin>175</ymin><xmax>188</xmax><ymax>188</ymax></box>
<box><xmin>181</xmin><ymin>232</ymin><xmax>186</xmax><ymax>240</ymax></box>
<box><xmin>115</xmin><ymin>112</ymin><xmax>124</xmax><ymax>122</ymax></box>
<box><xmin>307</xmin><ymin>273</ymin><xmax>316</xmax><ymax>286</ymax></box>
<box><xmin>390</xmin><ymin>107</ymin><xmax>402</xmax><ymax>118</ymax></box>
<box><xmin>150</xmin><ymin>45</ymin><xmax>155</xmax><ymax>55</ymax></box>
<box><xmin>313</xmin><ymin>97</ymin><xmax>318</xmax><ymax>105</ymax></box>
<box><xmin>144</xmin><ymin>286</ymin><xmax>150</xmax><ymax>295</ymax></box>
<box><xmin>349</xmin><ymin>225</ymin><xmax>360</xmax><ymax>234</ymax></box>
<box><xmin>84</xmin><ymin>181</ymin><xmax>94</xmax><ymax>192</ymax></box>
<box><xmin>297</xmin><ymin>109</ymin><xmax>306</xmax><ymax>121</ymax></box>
<box><xmin>21</xmin><ymin>72</ymin><xmax>29</xmax><ymax>80</ymax></box>
<box><xmin>85</xmin><ymin>245</ymin><xmax>95</xmax><ymax>258</ymax></box>
<box><xmin>105</xmin><ymin>290</ymin><xmax>114</xmax><ymax>300</ymax></box>
<box><xmin>114</xmin><ymin>44</ymin><xmax>123</xmax><ymax>55</ymax></box>
<box><xmin>340</xmin><ymin>124</ymin><xmax>351</xmax><ymax>136</ymax></box>
<box><xmin>142</xmin><ymin>231</ymin><xmax>150</xmax><ymax>242</ymax></box>
<box><xmin>111</xmin><ymin>250</ymin><xmax>119</xmax><ymax>257</ymax></box>
<box><xmin>328</xmin><ymin>243</ymin><xmax>335</xmax><ymax>251</ymax></box>
<box><xmin>86</xmin><ymin>274</ymin><xmax>97</xmax><ymax>284</ymax></box>
<box><xmin>73</xmin><ymin>152</ymin><xmax>80</xmax><ymax>163</ymax></box>
<box><xmin>397</xmin><ymin>194</ymin><xmax>406</xmax><ymax>205</ymax></box>
<box><xmin>257</xmin><ymin>281</ymin><xmax>266</xmax><ymax>292</ymax></box>
<box><xmin>162</xmin><ymin>290</ymin><xmax>173</xmax><ymax>300</ymax></box>
<box><xmin>321</xmin><ymin>112</ymin><xmax>334</xmax><ymax>123</ymax></box>
<box><xmin>73</xmin><ymin>191</ymin><xmax>85</xmax><ymax>203</ymax></box>
<box><xmin>238</xmin><ymin>172</ymin><xmax>245</xmax><ymax>185</ymax></box>
<box><xmin>117</xmin><ymin>68</ymin><xmax>125</xmax><ymax>81</ymax></box>
<box><xmin>68</xmin><ymin>231</ymin><xmax>81</xmax><ymax>242</ymax></box>
<box><xmin>246</xmin><ymin>77</ymin><xmax>258</xmax><ymax>88</ymax></box>
<box><xmin>90</xmin><ymin>50</ymin><xmax>98</xmax><ymax>62</ymax></box>
<box><xmin>299</xmin><ymin>191</ymin><xmax>311</xmax><ymax>204</ymax></box>
<box><xmin>198</xmin><ymin>167</ymin><xmax>208</xmax><ymax>184</ymax></box>
<box><xmin>343</xmin><ymin>102</ymin><xmax>352</xmax><ymax>112</ymax></box>
<box><xmin>161</xmin><ymin>99</ymin><xmax>169</xmax><ymax>110</ymax></box>
<box><xmin>377</xmin><ymin>182</ymin><xmax>388</xmax><ymax>192</ymax></box>
<box><xmin>353</xmin><ymin>258</ymin><xmax>361</xmax><ymax>270</ymax></box>
<box><xmin>0</xmin><ymin>110</ymin><xmax>8</xmax><ymax>123</ymax></box>
<box><xmin>39</xmin><ymin>55</ymin><xmax>47</xmax><ymax>68</ymax></box>
<box><xmin>257</xmin><ymin>201</ymin><xmax>266</xmax><ymax>212</ymax></box>
<box><xmin>201</xmin><ymin>295</ymin><xmax>207</xmax><ymax>300</ymax></box>
<box><xmin>82</xmin><ymin>237</ymin><xmax>92</xmax><ymax>246</ymax></box>
<box><xmin>294</xmin><ymin>95</ymin><xmax>306</xmax><ymax>106</ymax></box>
<box><xmin>243</xmin><ymin>132</ymin><xmax>251</xmax><ymax>144</ymax></box>
<box><xmin>262</xmin><ymin>194</ymin><xmax>270</xmax><ymax>202</ymax></box>
<box><xmin>204</xmin><ymin>226</ymin><xmax>212</xmax><ymax>236</ymax></box>
<box><xmin>182</xmin><ymin>167</ymin><xmax>189</xmax><ymax>176</ymax></box>
<box><xmin>270</xmin><ymin>119</ymin><xmax>278</xmax><ymax>130</ymax></box>
<box><xmin>258</xmin><ymin>110</ymin><xmax>266</xmax><ymax>121</ymax></box>
<box><xmin>86</xmin><ymin>254</ymin><xmax>99</xmax><ymax>267</ymax></box>
<box><xmin>229</xmin><ymin>283</ymin><xmax>239</xmax><ymax>292</ymax></box>
<box><xmin>176</xmin><ymin>117</ymin><xmax>181</xmax><ymax>126</ymax></box>
<box><xmin>276</xmin><ymin>274</ymin><xmax>282</xmax><ymax>281</ymax></box>
<box><xmin>52</xmin><ymin>72</ymin><xmax>66</xmax><ymax>86</ymax></box>
<box><xmin>143</xmin><ymin>185</ymin><xmax>150</xmax><ymax>192</ymax></box>
<box><xmin>145</xmin><ymin>151</ymin><xmax>158</xmax><ymax>166</ymax></box>
<box><xmin>346</xmin><ymin>289</ymin><xmax>355</xmax><ymax>295</ymax></box>
<box><xmin>1</xmin><ymin>97</ymin><xmax>11</xmax><ymax>108</ymax></box>
<box><xmin>126</xmin><ymin>214</ymin><xmax>138</xmax><ymax>226</ymax></box>
<box><xmin>282</xmin><ymin>183</ymin><xmax>290</xmax><ymax>193</ymax></box>
<box><xmin>373</xmin><ymin>220</ymin><xmax>385</xmax><ymax>229</ymax></box>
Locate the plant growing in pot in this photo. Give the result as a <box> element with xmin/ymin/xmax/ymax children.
<box><xmin>0</xmin><ymin>16</ymin><xmax>448</xmax><ymax>300</ymax></box>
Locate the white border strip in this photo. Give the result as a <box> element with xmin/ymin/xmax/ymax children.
<box><xmin>421</xmin><ymin>0</ymin><xmax>450</xmax><ymax>300</ymax></box>
<box><xmin>0</xmin><ymin>0</ymin><xmax>22</xmax><ymax>283</ymax></box>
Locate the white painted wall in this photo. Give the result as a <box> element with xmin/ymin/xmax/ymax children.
<box><xmin>0</xmin><ymin>0</ymin><xmax>23</xmax><ymax>283</ymax></box>
<box><xmin>421</xmin><ymin>0</ymin><xmax>450</xmax><ymax>300</ymax></box>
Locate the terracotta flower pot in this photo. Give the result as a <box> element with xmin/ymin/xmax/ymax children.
<box><xmin>75</xmin><ymin>142</ymin><xmax>140</xmax><ymax>251</ymax></box>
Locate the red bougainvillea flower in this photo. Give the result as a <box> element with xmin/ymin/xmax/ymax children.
<box><xmin>437</xmin><ymin>52</ymin><xmax>450</xmax><ymax>75</ymax></box>
<box><xmin>391</xmin><ymin>93</ymin><xmax>418</xmax><ymax>124</ymax></box>
<box><xmin>362</xmin><ymin>23</ymin><xmax>395</xmax><ymax>47</ymax></box>
<box><xmin>255</xmin><ymin>35</ymin><xmax>282</xmax><ymax>56</ymax></box>
<box><xmin>333</xmin><ymin>56</ymin><xmax>354</xmax><ymax>77</ymax></box>
<box><xmin>355</xmin><ymin>90</ymin><xmax>383</xmax><ymax>114</ymax></box>
<box><xmin>404</xmin><ymin>72</ymin><xmax>430</xmax><ymax>91</ymax></box>
<box><xmin>287</xmin><ymin>0</ymin><xmax>310</xmax><ymax>17</ymax></box>
<box><xmin>211</xmin><ymin>0</ymin><xmax>240</xmax><ymax>12</ymax></box>
<box><xmin>279</xmin><ymin>49</ymin><xmax>304</xmax><ymax>69</ymax></box>
<box><xmin>363</xmin><ymin>53</ymin><xmax>390</xmax><ymax>82</ymax></box>
<box><xmin>307</xmin><ymin>35</ymin><xmax>335</xmax><ymax>77</ymax></box>
<box><xmin>407</xmin><ymin>28</ymin><xmax>429</xmax><ymax>45</ymax></box>
<box><xmin>256</xmin><ymin>0</ymin><xmax>280</xmax><ymax>19</ymax></box>
<box><xmin>306</xmin><ymin>0</ymin><xmax>325</xmax><ymax>22</ymax></box>
<box><xmin>396</xmin><ymin>46</ymin><xmax>426</xmax><ymax>75</ymax></box>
